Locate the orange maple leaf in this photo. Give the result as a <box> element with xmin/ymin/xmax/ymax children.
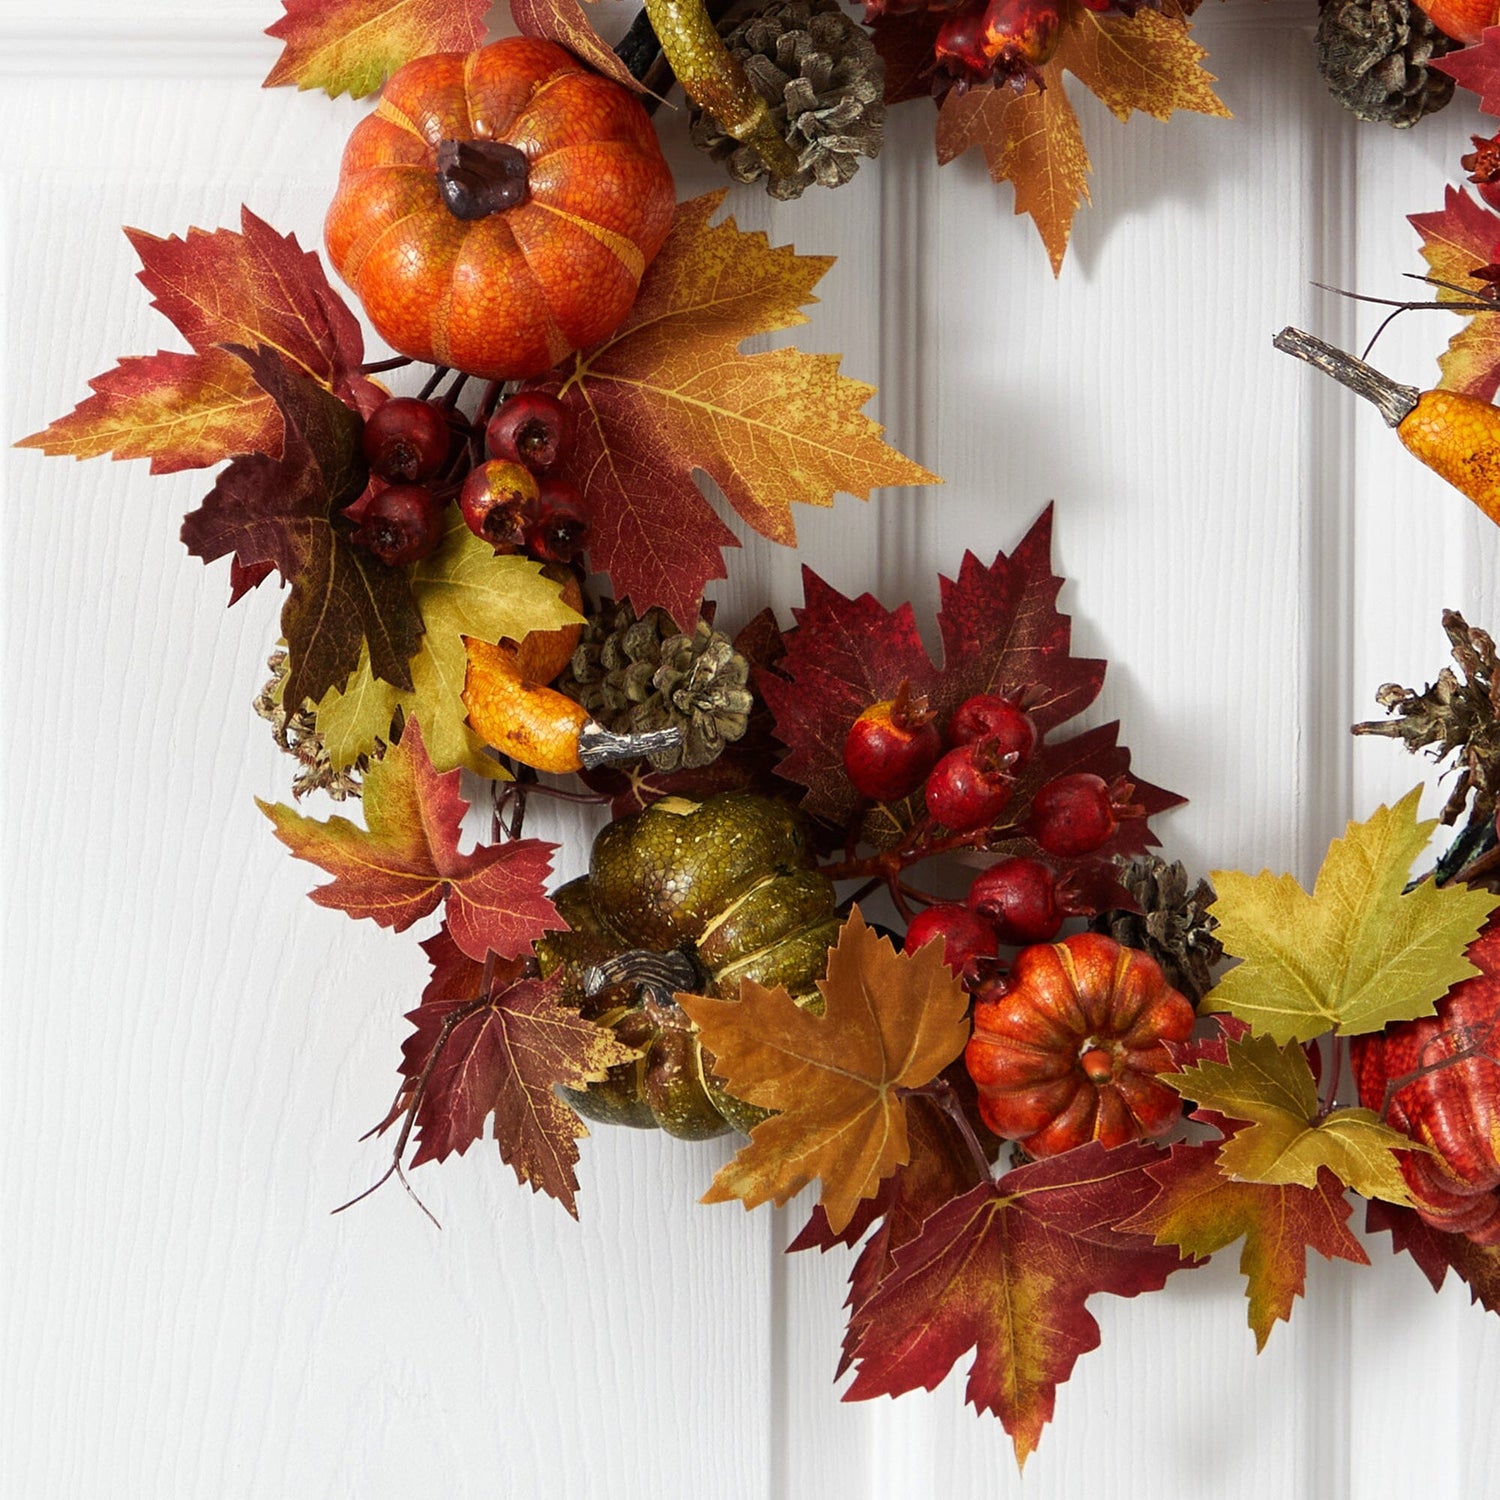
<box><xmin>15</xmin><ymin>347</ymin><xmax>277</xmax><ymax>474</ymax></box>
<box><xmin>264</xmin><ymin>0</ymin><xmax>490</xmax><ymax>100</ymax></box>
<box><xmin>936</xmin><ymin>2</ymin><xmax>1229</xmax><ymax>274</ymax></box>
<box><xmin>529</xmin><ymin>193</ymin><xmax>941</xmax><ymax>625</ymax></box>
<box><xmin>677</xmin><ymin>908</ymin><xmax>971</xmax><ymax>1233</ymax></box>
<box><xmin>1120</xmin><ymin>1135</ymin><xmax>1368</xmax><ymax>1349</ymax></box>
<box><xmin>1411</xmin><ymin>185</ymin><xmax>1500</xmax><ymax>401</ymax></box>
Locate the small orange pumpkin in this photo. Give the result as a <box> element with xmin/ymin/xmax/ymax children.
<box><xmin>325</xmin><ymin>37</ymin><xmax>675</xmax><ymax>381</ymax></box>
<box><xmin>965</xmin><ymin>932</ymin><xmax>1195</xmax><ymax>1157</ymax></box>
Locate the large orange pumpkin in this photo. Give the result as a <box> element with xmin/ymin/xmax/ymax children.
<box><xmin>325</xmin><ymin>37</ymin><xmax>675</xmax><ymax>380</ymax></box>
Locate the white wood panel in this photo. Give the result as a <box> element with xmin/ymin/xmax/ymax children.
<box><xmin>3</xmin><ymin>6</ymin><xmax>1499</xmax><ymax>1498</ymax></box>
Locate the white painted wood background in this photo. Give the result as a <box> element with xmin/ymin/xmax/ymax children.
<box><xmin>4</xmin><ymin>2</ymin><xmax>1499</xmax><ymax>1495</ymax></box>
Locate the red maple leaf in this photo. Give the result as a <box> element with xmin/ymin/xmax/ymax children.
<box><xmin>986</xmin><ymin>720</ymin><xmax>1185</xmax><ymax>868</ymax></box>
<box><xmin>1436</xmin><ymin>26</ymin><xmax>1500</xmax><ymax>116</ymax></box>
<box><xmin>843</xmin><ymin>1140</ymin><xmax>1193</xmax><ymax>1465</ymax></box>
<box><xmin>510</xmin><ymin>0</ymin><xmax>651</xmax><ymax>94</ymax></box>
<box><xmin>17</xmin><ymin>207</ymin><xmax>374</xmax><ymax>482</ymax></box>
<box><xmin>760</xmin><ymin>506</ymin><xmax>1180</xmax><ymax>855</ymax></box>
<box><xmin>128</xmin><ymin>206</ymin><xmax>370</xmax><ymax>407</ymax></box>
<box><xmin>869</xmin><ymin>11</ymin><xmax>944</xmax><ymax>104</ymax></box>
<box><xmin>757</xmin><ymin>567</ymin><xmax>937</xmax><ymax>822</ymax></box>
<box><xmin>384</xmin><ymin>931</ymin><xmax>636</xmax><ymax>1216</ymax></box>
<box><xmin>525</xmin><ymin>193</ymin><xmax>937</xmax><ymax>626</ymax></box>
<box><xmin>261</xmin><ymin>715</ymin><xmax>560</xmax><ymax>961</ymax></box>
<box><xmin>1121</xmin><ymin>1136</ymin><xmax>1368</xmax><ymax>1348</ymax></box>
<box><xmin>1366</xmin><ymin>1198</ymin><xmax>1500</xmax><ymax>1316</ymax></box>
<box><xmin>790</xmin><ymin>1075</ymin><xmax>996</xmax><ymax>1375</ymax></box>
<box><xmin>1410</xmin><ymin>186</ymin><xmax>1500</xmax><ymax>402</ymax></box>
<box><xmin>180</xmin><ymin>345</ymin><xmax>420</xmax><ymax>706</ymax></box>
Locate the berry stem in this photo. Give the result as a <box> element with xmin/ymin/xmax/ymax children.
<box><xmin>417</xmin><ymin>364</ymin><xmax>452</xmax><ymax>401</ymax></box>
<box><xmin>441</xmin><ymin>373</ymin><xmax>471</xmax><ymax>410</ymax></box>
<box><xmin>361</xmin><ymin>355</ymin><xmax>414</xmax><ymax>374</ymax></box>
<box><xmin>836</xmin><ymin>877</ymin><xmax>884</xmax><ymax>917</ymax></box>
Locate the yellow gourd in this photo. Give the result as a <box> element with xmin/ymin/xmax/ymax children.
<box><xmin>1275</xmin><ymin>327</ymin><xmax>1500</xmax><ymax>526</ymax></box>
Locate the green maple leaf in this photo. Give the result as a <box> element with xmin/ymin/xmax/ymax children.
<box><xmin>1208</xmin><ymin>788</ymin><xmax>1500</xmax><ymax>1042</ymax></box>
<box><xmin>315</xmin><ymin>518</ymin><xmax>581</xmax><ymax>778</ymax></box>
<box><xmin>1169</xmin><ymin>1034</ymin><xmax>1424</xmax><ymax>1206</ymax></box>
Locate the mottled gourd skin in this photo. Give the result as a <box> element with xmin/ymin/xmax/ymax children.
<box><xmin>537</xmin><ymin>793</ymin><xmax>841</xmax><ymax>1138</ymax></box>
<box><xmin>1351</xmin><ymin>924</ymin><xmax>1500</xmax><ymax>1244</ymax></box>
<box><xmin>324</xmin><ymin>37</ymin><xmax>675</xmax><ymax>380</ymax></box>
<box><xmin>1399</xmin><ymin>390</ymin><xmax>1500</xmax><ymax>528</ymax></box>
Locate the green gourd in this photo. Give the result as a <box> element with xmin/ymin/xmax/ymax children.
<box><xmin>537</xmin><ymin>792</ymin><xmax>840</xmax><ymax>1138</ymax></box>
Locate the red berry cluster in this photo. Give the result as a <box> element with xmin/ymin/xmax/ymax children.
<box><xmin>864</xmin><ymin>0</ymin><xmax>1143</xmax><ymax>91</ymax></box>
<box><xmin>840</xmin><ymin>684</ymin><xmax>1144</xmax><ymax>979</ymax></box>
<box><xmin>348</xmin><ymin>390</ymin><xmax>590</xmax><ymax>571</ymax></box>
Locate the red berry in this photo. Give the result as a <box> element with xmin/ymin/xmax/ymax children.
<box><xmin>934</xmin><ymin>3</ymin><xmax>994</xmax><ymax>82</ymax></box>
<box><xmin>525</xmin><ymin>478</ymin><xmax>590</xmax><ymax>563</ymax></box>
<box><xmin>459</xmin><ymin>459</ymin><xmax>540</xmax><ymax>548</ymax></box>
<box><xmin>980</xmin><ymin>0</ymin><xmax>1061</xmax><ymax>73</ymax></box>
<box><xmin>842</xmin><ymin>682</ymin><xmax>942</xmax><ymax>803</ymax></box>
<box><xmin>967</xmin><ymin>857</ymin><xmax>1062</xmax><ymax>945</ymax></box>
<box><xmin>361</xmin><ymin>397</ymin><xmax>450</xmax><ymax>483</ymax></box>
<box><xmin>348</xmin><ymin>483</ymin><xmax>444</xmax><ymax>567</ymax></box>
<box><xmin>947</xmin><ymin>693</ymin><xmax>1038</xmax><ymax>765</ymax></box>
<box><xmin>924</xmin><ymin>737</ymin><xmax>1016</xmax><ymax>831</ymax></box>
<box><xmin>1028</xmin><ymin>772</ymin><xmax>1117</xmax><ymax>857</ymax></box>
<box><xmin>904</xmin><ymin>903</ymin><xmax>999</xmax><ymax>976</ymax></box>
<box><xmin>486</xmin><ymin>391</ymin><xmax>572</xmax><ymax>473</ymax></box>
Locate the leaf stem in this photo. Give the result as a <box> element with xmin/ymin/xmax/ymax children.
<box><xmin>1318</xmin><ymin>1034</ymin><xmax>1345</xmax><ymax>1120</ymax></box>
<box><xmin>907</xmin><ymin>1076</ymin><xmax>993</xmax><ymax>1185</ymax></box>
<box><xmin>360</xmin><ymin>355</ymin><xmax>414</xmax><ymax>374</ymax></box>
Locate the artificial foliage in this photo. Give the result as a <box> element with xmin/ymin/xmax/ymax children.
<box><xmin>15</xmin><ymin>0</ymin><xmax>1500</xmax><ymax>1473</ymax></box>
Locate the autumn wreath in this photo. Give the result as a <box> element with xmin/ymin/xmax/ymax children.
<box><xmin>18</xmin><ymin>0</ymin><xmax>1500</xmax><ymax>1467</ymax></box>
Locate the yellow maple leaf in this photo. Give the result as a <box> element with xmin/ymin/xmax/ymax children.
<box><xmin>933</xmin><ymin>1</ymin><xmax>1228</xmax><ymax>274</ymax></box>
<box><xmin>1057</xmin><ymin>4</ymin><xmax>1229</xmax><ymax>123</ymax></box>
<box><xmin>1208</xmin><ymin>788</ymin><xmax>1500</xmax><ymax>1043</ymax></box>
<box><xmin>677</xmin><ymin>908</ymin><xmax>971</xmax><ymax>1233</ymax></box>
<box><xmin>1168</xmin><ymin>1034</ymin><xmax>1424</xmax><ymax>1206</ymax></box>
<box><xmin>315</xmin><ymin>517</ymin><xmax>581</xmax><ymax>778</ymax></box>
<box><xmin>532</xmin><ymin>193</ymin><xmax>941</xmax><ymax>625</ymax></box>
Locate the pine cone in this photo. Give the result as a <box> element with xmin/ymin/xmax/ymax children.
<box><xmin>689</xmin><ymin>0</ymin><xmax>885</xmax><ymax>201</ymax></box>
<box><xmin>563</xmin><ymin>603</ymin><xmax>754</xmax><ymax>771</ymax></box>
<box><xmin>254</xmin><ymin>648</ymin><xmax>376</xmax><ymax>800</ymax></box>
<box><xmin>1090</xmin><ymin>856</ymin><xmax>1223</xmax><ymax>1007</ymax></box>
<box><xmin>1316</xmin><ymin>0</ymin><xmax>1455</xmax><ymax>127</ymax></box>
<box><xmin>1353</xmin><ymin>610</ymin><xmax>1500</xmax><ymax>826</ymax></box>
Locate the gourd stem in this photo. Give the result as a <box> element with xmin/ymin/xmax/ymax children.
<box><xmin>640</xmin><ymin>0</ymin><xmax>799</xmax><ymax>179</ymax></box>
<box><xmin>1273</xmin><ymin>327</ymin><xmax>1421</xmax><ymax>429</ymax></box>
<box><xmin>576</xmin><ymin>720</ymin><xmax>683</xmax><ymax>769</ymax></box>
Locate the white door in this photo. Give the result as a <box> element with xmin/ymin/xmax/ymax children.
<box><xmin>4</xmin><ymin>2</ymin><xmax>1497</xmax><ymax>1495</ymax></box>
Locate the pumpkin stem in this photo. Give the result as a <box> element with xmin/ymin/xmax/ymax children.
<box><xmin>436</xmin><ymin>139</ymin><xmax>532</xmax><ymax>220</ymax></box>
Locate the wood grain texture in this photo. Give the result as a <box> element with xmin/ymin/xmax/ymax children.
<box><xmin>3</xmin><ymin>6</ymin><xmax>1499</xmax><ymax>1498</ymax></box>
